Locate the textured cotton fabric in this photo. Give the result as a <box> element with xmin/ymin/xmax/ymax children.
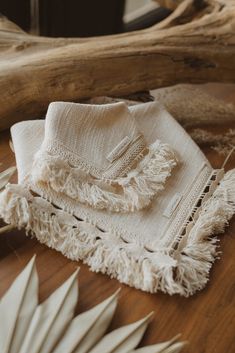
<box><xmin>1</xmin><ymin>101</ymin><xmax>235</xmax><ymax>297</ymax></box>
<box><xmin>40</xmin><ymin>101</ymin><xmax>145</xmax><ymax>179</ymax></box>
<box><xmin>28</xmin><ymin>102</ymin><xmax>177</xmax><ymax>213</ymax></box>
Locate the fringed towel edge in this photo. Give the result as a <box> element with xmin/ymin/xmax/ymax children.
<box><xmin>30</xmin><ymin>140</ymin><xmax>178</xmax><ymax>213</ymax></box>
<box><xmin>0</xmin><ymin>168</ymin><xmax>235</xmax><ymax>297</ymax></box>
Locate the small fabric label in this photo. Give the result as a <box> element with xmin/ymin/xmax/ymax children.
<box><xmin>106</xmin><ymin>136</ymin><xmax>131</xmax><ymax>163</ymax></box>
<box><xmin>163</xmin><ymin>193</ymin><xmax>182</xmax><ymax>218</ymax></box>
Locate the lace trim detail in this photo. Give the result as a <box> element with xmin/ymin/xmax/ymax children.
<box><xmin>31</xmin><ymin>140</ymin><xmax>178</xmax><ymax>213</ymax></box>
<box><xmin>44</xmin><ymin>139</ymin><xmax>102</xmax><ymax>178</ymax></box>
<box><xmin>162</xmin><ymin>164</ymin><xmax>213</xmax><ymax>247</ymax></box>
<box><xmin>1</xmin><ymin>169</ymin><xmax>235</xmax><ymax>297</ymax></box>
<box><xmin>43</xmin><ymin>135</ymin><xmax>146</xmax><ymax>180</ymax></box>
<box><xmin>175</xmin><ymin>169</ymin><xmax>225</xmax><ymax>251</ymax></box>
<box><xmin>103</xmin><ymin>135</ymin><xmax>146</xmax><ymax>179</ymax></box>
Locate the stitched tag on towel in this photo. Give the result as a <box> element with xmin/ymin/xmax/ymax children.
<box><xmin>106</xmin><ymin>136</ymin><xmax>131</xmax><ymax>163</ymax></box>
<box><xmin>163</xmin><ymin>193</ymin><xmax>182</xmax><ymax>218</ymax></box>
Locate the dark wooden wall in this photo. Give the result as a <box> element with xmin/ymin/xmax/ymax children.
<box><xmin>0</xmin><ymin>0</ymin><xmax>125</xmax><ymax>36</ymax></box>
<box><xmin>0</xmin><ymin>0</ymin><xmax>31</xmax><ymax>31</ymax></box>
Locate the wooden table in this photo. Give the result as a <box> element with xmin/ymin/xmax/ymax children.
<box><xmin>0</xmin><ymin>85</ymin><xmax>235</xmax><ymax>353</ymax></box>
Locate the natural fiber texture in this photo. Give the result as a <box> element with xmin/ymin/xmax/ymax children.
<box><xmin>0</xmin><ymin>257</ymin><xmax>186</xmax><ymax>353</ymax></box>
<box><xmin>40</xmin><ymin>101</ymin><xmax>145</xmax><ymax>180</ymax></box>
<box><xmin>1</xmin><ymin>101</ymin><xmax>235</xmax><ymax>297</ymax></box>
<box><xmin>26</xmin><ymin>101</ymin><xmax>177</xmax><ymax>213</ymax></box>
<box><xmin>89</xmin><ymin>85</ymin><xmax>235</xmax><ymax>128</ymax></box>
<box><xmin>151</xmin><ymin>84</ymin><xmax>235</xmax><ymax>127</ymax></box>
<box><xmin>1</xmin><ymin>169</ymin><xmax>235</xmax><ymax>298</ymax></box>
<box><xmin>32</xmin><ymin>140</ymin><xmax>177</xmax><ymax>213</ymax></box>
<box><xmin>88</xmin><ymin>86</ymin><xmax>235</xmax><ymax>155</ymax></box>
<box><xmin>190</xmin><ymin>128</ymin><xmax>235</xmax><ymax>155</ymax></box>
<box><xmin>151</xmin><ymin>84</ymin><xmax>235</xmax><ymax>155</ymax></box>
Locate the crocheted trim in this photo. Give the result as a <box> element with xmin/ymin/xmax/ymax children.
<box><xmin>43</xmin><ymin>135</ymin><xmax>147</xmax><ymax>179</ymax></box>
<box><xmin>165</xmin><ymin>167</ymin><xmax>223</xmax><ymax>247</ymax></box>
<box><xmin>1</xmin><ymin>168</ymin><xmax>235</xmax><ymax>297</ymax></box>
<box><xmin>31</xmin><ymin>140</ymin><xmax>178</xmax><ymax>213</ymax></box>
<box><xmin>103</xmin><ymin>134</ymin><xmax>146</xmax><ymax>179</ymax></box>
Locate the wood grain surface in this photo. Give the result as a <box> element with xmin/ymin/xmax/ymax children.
<box><xmin>0</xmin><ymin>84</ymin><xmax>234</xmax><ymax>353</ymax></box>
<box><xmin>1</xmin><ymin>0</ymin><xmax>235</xmax><ymax>131</ymax></box>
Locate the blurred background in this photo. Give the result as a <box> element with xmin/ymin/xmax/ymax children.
<box><xmin>0</xmin><ymin>0</ymin><xmax>171</xmax><ymax>36</ymax></box>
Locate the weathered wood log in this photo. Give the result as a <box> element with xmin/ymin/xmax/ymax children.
<box><xmin>0</xmin><ymin>0</ymin><xmax>235</xmax><ymax>131</ymax></box>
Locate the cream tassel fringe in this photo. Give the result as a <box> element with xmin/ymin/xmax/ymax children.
<box><xmin>0</xmin><ymin>169</ymin><xmax>235</xmax><ymax>297</ymax></box>
<box><xmin>31</xmin><ymin>140</ymin><xmax>178</xmax><ymax>213</ymax></box>
<box><xmin>171</xmin><ymin>169</ymin><xmax>235</xmax><ymax>296</ymax></box>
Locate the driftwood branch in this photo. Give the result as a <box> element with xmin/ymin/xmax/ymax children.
<box><xmin>0</xmin><ymin>0</ymin><xmax>235</xmax><ymax>130</ymax></box>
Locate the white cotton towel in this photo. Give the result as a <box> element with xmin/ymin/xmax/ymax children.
<box><xmin>1</xmin><ymin>101</ymin><xmax>235</xmax><ymax>297</ymax></box>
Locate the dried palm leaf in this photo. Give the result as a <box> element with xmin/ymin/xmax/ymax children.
<box><xmin>9</xmin><ymin>140</ymin><xmax>15</xmax><ymax>153</ymax></box>
<box><xmin>0</xmin><ymin>224</ymin><xmax>15</xmax><ymax>235</ymax></box>
<box><xmin>0</xmin><ymin>165</ymin><xmax>16</xmax><ymax>235</ymax></box>
<box><xmin>0</xmin><ymin>257</ymin><xmax>186</xmax><ymax>353</ymax></box>
<box><xmin>0</xmin><ymin>166</ymin><xmax>16</xmax><ymax>191</ymax></box>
